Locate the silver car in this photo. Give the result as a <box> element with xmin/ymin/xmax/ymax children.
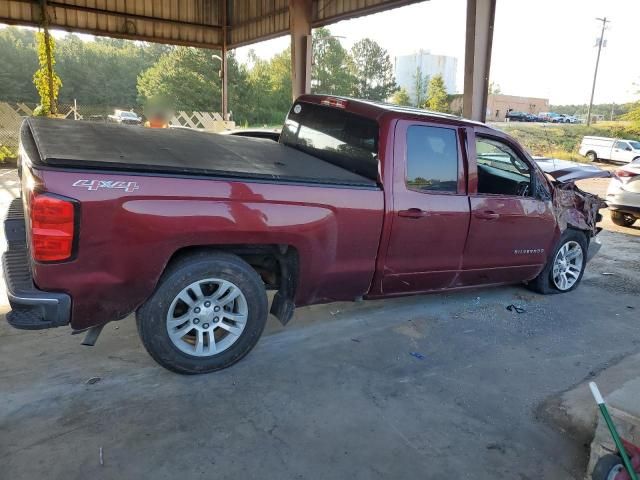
<box><xmin>606</xmin><ymin>158</ymin><xmax>640</xmax><ymax>227</ymax></box>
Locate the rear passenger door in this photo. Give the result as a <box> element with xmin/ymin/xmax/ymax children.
<box><xmin>382</xmin><ymin>121</ymin><xmax>470</xmax><ymax>294</ymax></box>
<box><xmin>459</xmin><ymin>132</ymin><xmax>558</xmax><ymax>286</ymax></box>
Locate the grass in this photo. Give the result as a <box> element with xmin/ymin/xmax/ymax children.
<box><xmin>492</xmin><ymin>121</ymin><xmax>640</xmax><ymax>162</ymax></box>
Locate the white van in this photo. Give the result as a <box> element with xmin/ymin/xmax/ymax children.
<box><xmin>579</xmin><ymin>136</ymin><xmax>640</xmax><ymax>163</ymax></box>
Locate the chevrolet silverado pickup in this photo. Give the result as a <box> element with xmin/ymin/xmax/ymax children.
<box><xmin>3</xmin><ymin>95</ymin><xmax>607</xmax><ymax>374</ymax></box>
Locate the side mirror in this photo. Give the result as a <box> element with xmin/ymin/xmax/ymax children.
<box><xmin>626</xmin><ymin>147</ymin><xmax>633</xmax><ymax>151</ymax></box>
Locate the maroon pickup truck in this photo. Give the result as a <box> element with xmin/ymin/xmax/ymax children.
<box><xmin>3</xmin><ymin>95</ymin><xmax>607</xmax><ymax>374</ymax></box>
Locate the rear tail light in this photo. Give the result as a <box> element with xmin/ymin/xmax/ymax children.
<box><xmin>30</xmin><ymin>194</ymin><xmax>76</xmax><ymax>262</ymax></box>
<box><xmin>615</xmin><ymin>169</ymin><xmax>638</xmax><ymax>178</ymax></box>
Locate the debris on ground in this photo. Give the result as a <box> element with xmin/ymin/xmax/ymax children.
<box><xmin>86</xmin><ymin>377</ymin><xmax>101</xmax><ymax>385</ymax></box>
<box><xmin>506</xmin><ymin>304</ymin><xmax>526</xmax><ymax>314</ymax></box>
<box><xmin>99</xmin><ymin>447</ymin><xmax>104</xmax><ymax>466</ymax></box>
<box><xmin>409</xmin><ymin>352</ymin><xmax>425</xmax><ymax>360</ymax></box>
<box><xmin>350</xmin><ymin>338</ymin><xmax>361</xmax><ymax>343</ymax></box>
<box><xmin>602</xmin><ymin>272</ymin><xmax>615</xmax><ymax>276</ymax></box>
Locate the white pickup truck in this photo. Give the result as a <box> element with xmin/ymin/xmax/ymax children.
<box><xmin>579</xmin><ymin>136</ymin><xmax>640</xmax><ymax>163</ymax></box>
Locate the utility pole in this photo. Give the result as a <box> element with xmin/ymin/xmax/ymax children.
<box><xmin>587</xmin><ymin>17</ymin><xmax>609</xmax><ymax>126</ymax></box>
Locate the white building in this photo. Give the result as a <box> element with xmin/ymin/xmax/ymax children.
<box><xmin>394</xmin><ymin>50</ymin><xmax>458</xmax><ymax>105</ymax></box>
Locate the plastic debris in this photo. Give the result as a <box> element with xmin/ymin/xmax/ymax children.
<box><xmin>99</xmin><ymin>447</ymin><xmax>104</xmax><ymax>466</ymax></box>
<box><xmin>86</xmin><ymin>377</ymin><xmax>101</xmax><ymax>385</ymax></box>
<box><xmin>409</xmin><ymin>352</ymin><xmax>425</xmax><ymax>360</ymax></box>
<box><xmin>350</xmin><ymin>338</ymin><xmax>361</xmax><ymax>343</ymax></box>
<box><xmin>601</xmin><ymin>272</ymin><xmax>615</xmax><ymax>276</ymax></box>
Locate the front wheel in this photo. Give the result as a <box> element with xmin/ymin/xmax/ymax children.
<box><xmin>610</xmin><ymin>210</ymin><xmax>637</xmax><ymax>227</ymax></box>
<box><xmin>136</xmin><ymin>252</ymin><xmax>268</xmax><ymax>374</ymax></box>
<box><xmin>528</xmin><ymin>230</ymin><xmax>588</xmax><ymax>294</ymax></box>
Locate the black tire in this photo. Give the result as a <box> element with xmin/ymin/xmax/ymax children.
<box><xmin>586</xmin><ymin>151</ymin><xmax>597</xmax><ymax>162</ymax></box>
<box><xmin>611</xmin><ymin>210</ymin><xmax>637</xmax><ymax>227</ymax></box>
<box><xmin>527</xmin><ymin>229</ymin><xmax>588</xmax><ymax>294</ymax></box>
<box><xmin>136</xmin><ymin>252</ymin><xmax>268</xmax><ymax>374</ymax></box>
<box><xmin>591</xmin><ymin>454</ymin><xmax>623</xmax><ymax>480</ymax></box>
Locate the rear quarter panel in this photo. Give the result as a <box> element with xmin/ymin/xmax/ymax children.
<box><xmin>31</xmin><ymin>169</ymin><xmax>384</xmax><ymax>330</ymax></box>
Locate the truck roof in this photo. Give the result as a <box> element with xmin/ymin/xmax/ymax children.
<box><xmin>296</xmin><ymin>94</ymin><xmax>486</xmax><ymax>129</ymax></box>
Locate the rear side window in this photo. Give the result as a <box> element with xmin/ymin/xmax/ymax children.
<box><xmin>406</xmin><ymin>126</ymin><xmax>459</xmax><ymax>192</ymax></box>
<box><xmin>280</xmin><ymin>102</ymin><xmax>379</xmax><ymax>181</ymax></box>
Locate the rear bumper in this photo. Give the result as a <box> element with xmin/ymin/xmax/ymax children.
<box><xmin>3</xmin><ymin>198</ymin><xmax>70</xmax><ymax>330</ymax></box>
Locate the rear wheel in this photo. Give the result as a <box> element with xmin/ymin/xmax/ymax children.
<box><xmin>586</xmin><ymin>151</ymin><xmax>597</xmax><ymax>162</ymax></box>
<box><xmin>528</xmin><ymin>230</ymin><xmax>587</xmax><ymax>294</ymax></box>
<box><xmin>610</xmin><ymin>210</ymin><xmax>637</xmax><ymax>227</ymax></box>
<box><xmin>136</xmin><ymin>252</ymin><xmax>268</xmax><ymax>374</ymax></box>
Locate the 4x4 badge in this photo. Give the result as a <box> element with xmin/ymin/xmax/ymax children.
<box><xmin>73</xmin><ymin>179</ymin><xmax>140</xmax><ymax>193</ymax></box>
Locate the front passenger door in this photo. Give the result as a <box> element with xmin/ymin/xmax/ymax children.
<box><xmin>459</xmin><ymin>134</ymin><xmax>558</xmax><ymax>286</ymax></box>
<box><xmin>612</xmin><ymin>141</ymin><xmax>633</xmax><ymax>163</ymax></box>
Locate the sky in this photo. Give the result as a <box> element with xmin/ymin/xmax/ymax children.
<box><xmin>3</xmin><ymin>0</ymin><xmax>639</xmax><ymax>105</ymax></box>
<box><xmin>235</xmin><ymin>0</ymin><xmax>640</xmax><ymax>105</ymax></box>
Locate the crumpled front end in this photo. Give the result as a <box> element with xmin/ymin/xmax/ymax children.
<box><xmin>552</xmin><ymin>182</ymin><xmax>606</xmax><ymax>236</ymax></box>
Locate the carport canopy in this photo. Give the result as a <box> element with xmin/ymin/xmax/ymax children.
<box><xmin>0</xmin><ymin>0</ymin><xmax>496</xmax><ymax>121</ymax></box>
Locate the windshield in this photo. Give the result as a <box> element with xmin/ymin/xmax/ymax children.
<box><xmin>120</xmin><ymin>112</ymin><xmax>138</xmax><ymax>118</ymax></box>
<box><xmin>629</xmin><ymin>141</ymin><xmax>640</xmax><ymax>150</ymax></box>
<box><xmin>280</xmin><ymin>102</ymin><xmax>379</xmax><ymax>181</ymax></box>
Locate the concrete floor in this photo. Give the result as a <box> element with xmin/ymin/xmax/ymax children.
<box><xmin>1</xmin><ymin>168</ymin><xmax>639</xmax><ymax>479</ymax></box>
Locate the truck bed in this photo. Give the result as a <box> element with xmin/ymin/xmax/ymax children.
<box><xmin>23</xmin><ymin>118</ymin><xmax>378</xmax><ymax>188</ymax></box>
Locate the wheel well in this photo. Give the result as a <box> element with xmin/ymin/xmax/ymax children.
<box><xmin>164</xmin><ymin>244</ymin><xmax>299</xmax><ymax>325</ymax></box>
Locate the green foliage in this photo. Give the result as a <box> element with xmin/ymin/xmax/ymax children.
<box><xmin>488</xmin><ymin>81</ymin><xmax>501</xmax><ymax>95</ymax></box>
<box><xmin>350</xmin><ymin>38</ymin><xmax>397</xmax><ymax>101</ymax></box>
<box><xmin>137</xmin><ymin>47</ymin><xmax>222</xmax><ymax>111</ymax></box>
<box><xmin>424</xmin><ymin>74</ymin><xmax>448</xmax><ymax>112</ymax></box>
<box><xmin>390</xmin><ymin>88</ymin><xmax>411</xmax><ymax>106</ymax></box>
<box><xmin>312</xmin><ymin>28</ymin><xmax>356</xmax><ymax>96</ymax></box>
<box><xmin>33</xmin><ymin>31</ymin><xmax>62</xmax><ymax>115</ymax></box>
<box><xmin>620</xmin><ymin>102</ymin><xmax>640</xmax><ymax>122</ymax></box>
<box><xmin>413</xmin><ymin>66</ymin><xmax>428</xmax><ymax>107</ymax></box>
<box><xmin>0</xmin><ymin>145</ymin><xmax>16</xmax><ymax>163</ymax></box>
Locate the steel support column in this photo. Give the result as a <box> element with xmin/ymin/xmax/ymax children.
<box><xmin>463</xmin><ymin>0</ymin><xmax>496</xmax><ymax>122</ymax></box>
<box><xmin>289</xmin><ymin>0</ymin><xmax>312</xmax><ymax>100</ymax></box>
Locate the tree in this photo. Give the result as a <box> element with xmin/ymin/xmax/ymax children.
<box><xmin>390</xmin><ymin>88</ymin><xmax>411</xmax><ymax>106</ymax></box>
<box><xmin>311</xmin><ymin>28</ymin><xmax>356</xmax><ymax>96</ymax></box>
<box><xmin>137</xmin><ymin>47</ymin><xmax>222</xmax><ymax>112</ymax></box>
<box><xmin>0</xmin><ymin>27</ymin><xmax>38</xmax><ymax>102</ymax></box>
<box><xmin>424</xmin><ymin>74</ymin><xmax>449</xmax><ymax>112</ymax></box>
<box><xmin>413</xmin><ymin>66</ymin><xmax>428</xmax><ymax>107</ymax></box>
<box><xmin>350</xmin><ymin>38</ymin><xmax>397</xmax><ymax>101</ymax></box>
<box><xmin>488</xmin><ymin>81</ymin><xmax>502</xmax><ymax>95</ymax></box>
<box><xmin>33</xmin><ymin>30</ymin><xmax>62</xmax><ymax>115</ymax></box>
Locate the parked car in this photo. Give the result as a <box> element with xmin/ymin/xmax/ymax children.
<box><xmin>505</xmin><ymin>110</ymin><xmax>528</xmax><ymax>122</ymax></box>
<box><xmin>564</xmin><ymin>115</ymin><xmax>581</xmax><ymax>124</ymax></box>
<box><xmin>5</xmin><ymin>95</ymin><xmax>606</xmax><ymax>374</ymax></box>
<box><xmin>606</xmin><ymin>159</ymin><xmax>640</xmax><ymax>227</ymax></box>
<box><xmin>107</xmin><ymin>109</ymin><xmax>142</xmax><ymax>125</ymax></box>
<box><xmin>538</xmin><ymin>112</ymin><xmax>562</xmax><ymax>123</ymax></box>
<box><xmin>579</xmin><ymin>136</ymin><xmax>640</xmax><ymax>163</ymax></box>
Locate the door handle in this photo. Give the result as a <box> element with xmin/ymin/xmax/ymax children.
<box><xmin>398</xmin><ymin>208</ymin><xmax>428</xmax><ymax>219</ymax></box>
<box><xmin>474</xmin><ymin>210</ymin><xmax>500</xmax><ymax>220</ymax></box>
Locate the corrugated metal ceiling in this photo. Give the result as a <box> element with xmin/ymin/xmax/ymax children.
<box><xmin>0</xmin><ymin>0</ymin><xmax>424</xmax><ymax>49</ymax></box>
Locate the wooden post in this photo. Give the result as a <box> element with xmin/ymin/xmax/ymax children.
<box><xmin>289</xmin><ymin>0</ymin><xmax>312</xmax><ymax>101</ymax></box>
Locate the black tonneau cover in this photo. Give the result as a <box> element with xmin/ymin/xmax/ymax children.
<box><xmin>24</xmin><ymin>118</ymin><xmax>377</xmax><ymax>188</ymax></box>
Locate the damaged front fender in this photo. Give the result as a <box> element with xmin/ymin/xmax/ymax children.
<box><xmin>552</xmin><ymin>182</ymin><xmax>607</xmax><ymax>235</ymax></box>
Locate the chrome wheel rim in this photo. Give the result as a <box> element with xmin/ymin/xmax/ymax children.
<box><xmin>552</xmin><ymin>241</ymin><xmax>583</xmax><ymax>291</ymax></box>
<box><xmin>166</xmin><ymin>278</ymin><xmax>248</xmax><ymax>357</ymax></box>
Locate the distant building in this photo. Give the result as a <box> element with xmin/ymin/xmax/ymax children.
<box><xmin>394</xmin><ymin>50</ymin><xmax>458</xmax><ymax>105</ymax></box>
<box><xmin>486</xmin><ymin>94</ymin><xmax>550</xmax><ymax>121</ymax></box>
<box><xmin>449</xmin><ymin>94</ymin><xmax>550</xmax><ymax>120</ymax></box>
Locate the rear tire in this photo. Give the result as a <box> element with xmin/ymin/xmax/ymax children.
<box><xmin>136</xmin><ymin>252</ymin><xmax>268</xmax><ymax>374</ymax></box>
<box><xmin>528</xmin><ymin>229</ymin><xmax>588</xmax><ymax>294</ymax></box>
<box><xmin>610</xmin><ymin>210</ymin><xmax>637</xmax><ymax>227</ymax></box>
<box><xmin>586</xmin><ymin>151</ymin><xmax>597</xmax><ymax>162</ymax></box>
